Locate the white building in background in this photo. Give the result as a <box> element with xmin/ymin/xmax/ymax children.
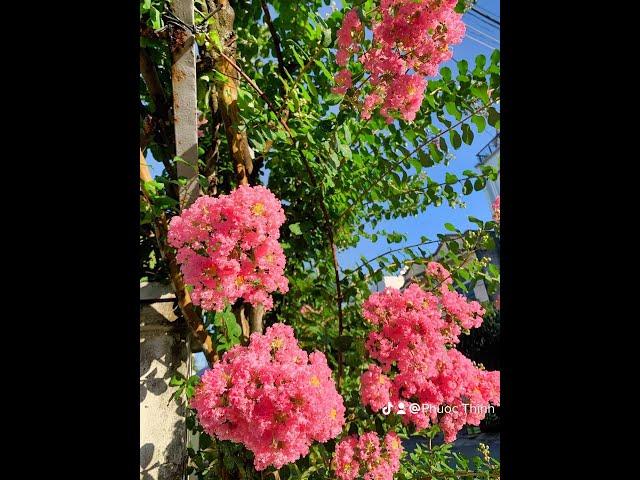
<box><xmin>374</xmin><ymin>133</ymin><xmax>500</xmax><ymax>299</ymax></box>
<box><xmin>476</xmin><ymin>133</ymin><xmax>500</xmax><ymax>204</ymax></box>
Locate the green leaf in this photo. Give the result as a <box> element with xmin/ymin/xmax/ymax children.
<box><xmin>343</xmin><ymin>124</ymin><xmax>352</xmax><ymax>145</ymax></box>
<box><xmin>475</xmin><ymin>54</ymin><xmax>487</xmax><ymax>69</ymax></box>
<box><xmin>454</xmin><ymin>0</ymin><xmax>467</xmax><ymax>13</ymax></box>
<box><xmin>461</xmin><ymin>123</ymin><xmax>474</xmax><ymax>145</ymax></box>
<box><xmin>409</xmin><ymin>156</ymin><xmax>422</xmax><ymax>174</ymax></box>
<box><xmin>314</xmin><ymin>59</ymin><xmax>333</xmax><ymax>81</ymax></box>
<box><xmin>488</xmin><ymin>107</ymin><xmax>500</xmax><ymax>128</ymax></box>
<box><xmin>457</xmin><ymin>59</ymin><xmax>468</xmax><ymax>75</ymax></box>
<box><xmin>339</xmin><ymin>143</ymin><xmax>352</xmax><ymax>161</ymax></box>
<box><xmin>324</xmin><ymin>93</ymin><xmax>342</xmax><ymax>105</ymax></box>
<box><xmin>444</xmin><ymin>223</ymin><xmax>456</xmax><ymax>232</ymax></box>
<box><xmin>474</xmin><ymin>177</ymin><xmax>486</xmax><ymax>191</ymax></box>
<box><xmin>439</xmin><ymin>136</ymin><xmax>448</xmax><ymax>153</ymax></box>
<box><xmin>450</xmin><ymin>129</ymin><xmax>462</xmax><ymax>149</ymax></box>
<box><xmin>150</xmin><ymin>6</ymin><xmax>162</xmax><ymax>30</ymax></box>
<box><xmin>445</xmin><ymin>172</ymin><xmax>458</xmax><ymax>184</ymax></box>
<box><xmin>440</xmin><ymin>66</ymin><xmax>452</xmax><ymax>81</ymax></box>
<box><xmin>425</xmin><ymin>92</ymin><xmax>437</xmax><ymax>109</ymax></box>
<box><xmin>468</xmin><ymin>216</ymin><xmax>484</xmax><ymax>228</ymax></box>
<box><xmin>428</xmin><ymin>143</ymin><xmax>443</xmax><ymax>162</ymax></box>
<box><xmin>307</xmin><ymin>78</ymin><xmax>318</xmax><ymax>98</ymax></box>
<box><xmin>418</xmin><ymin>149</ymin><xmax>433</xmax><ymax>167</ymax></box>
<box><xmin>471</xmin><ymin>115</ymin><xmax>486</xmax><ymax>133</ymax></box>
<box><xmin>445</xmin><ymin>102</ymin><xmax>461</xmax><ymax>120</ymax></box>
<box><xmin>491</xmin><ymin>49</ymin><xmax>500</xmax><ymax>65</ymax></box>
<box><xmin>322</xmin><ymin>29</ymin><xmax>332</xmax><ymax>47</ymax></box>
<box><xmin>471</xmin><ymin>85</ymin><xmax>490</xmax><ymax>104</ymax></box>
<box><xmin>208</xmin><ymin>30</ymin><xmax>222</xmax><ymax>51</ymax></box>
<box><xmin>289</xmin><ymin>223</ymin><xmax>303</xmax><ymax>235</ymax></box>
<box><xmin>463</xmin><ymin>179</ymin><xmax>473</xmax><ymax>195</ymax></box>
<box><xmin>224</xmin><ymin>314</ymin><xmax>241</xmax><ymax>339</ymax></box>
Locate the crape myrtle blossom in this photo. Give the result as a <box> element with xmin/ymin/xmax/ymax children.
<box><xmin>492</xmin><ymin>195</ymin><xmax>500</xmax><ymax>223</ymax></box>
<box><xmin>359</xmin><ymin>262</ymin><xmax>500</xmax><ymax>442</ymax></box>
<box><xmin>332</xmin><ymin>431</ymin><xmax>403</xmax><ymax>480</ymax></box>
<box><xmin>333</xmin><ymin>1</ymin><xmax>465</xmax><ymax>122</ymax></box>
<box><xmin>191</xmin><ymin>324</ymin><xmax>345</xmax><ymax>471</ymax></box>
<box><xmin>168</xmin><ymin>185</ymin><xmax>289</xmax><ymax>312</ymax></box>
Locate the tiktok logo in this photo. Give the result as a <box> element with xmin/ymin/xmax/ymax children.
<box><xmin>381</xmin><ymin>402</ymin><xmax>406</xmax><ymax>415</ymax></box>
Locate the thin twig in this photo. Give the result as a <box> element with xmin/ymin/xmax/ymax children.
<box><xmin>215</xmin><ymin>47</ymin><xmax>347</xmax><ymax>387</ymax></box>
<box><xmin>140</xmin><ymin>151</ymin><xmax>218</xmax><ymax>366</ymax></box>
<box><xmin>359</xmin><ymin>173</ymin><xmax>493</xmax><ymax>209</ymax></box>
<box><xmin>260</xmin><ymin>0</ymin><xmax>289</xmax><ymax>88</ymax></box>
<box><xmin>346</xmin><ymin>235</ymin><xmax>465</xmax><ymax>274</ymax></box>
<box><xmin>217</xmin><ymin>50</ymin><xmax>293</xmax><ymax>137</ymax></box>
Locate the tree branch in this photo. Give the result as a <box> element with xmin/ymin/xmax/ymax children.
<box><xmin>212</xmin><ymin>40</ymin><xmax>345</xmax><ymax>385</ymax></box>
<box><xmin>347</xmin><ymin>236</ymin><xmax>464</xmax><ymax>274</ymax></box>
<box><xmin>140</xmin><ymin>47</ymin><xmax>177</xmax><ymax>181</ymax></box>
<box><xmin>208</xmin><ymin>1</ymin><xmax>255</xmax><ymax>186</ymax></box>
<box><xmin>260</xmin><ymin>0</ymin><xmax>289</xmax><ymax>88</ymax></box>
<box><xmin>360</xmin><ymin>173</ymin><xmax>494</xmax><ymax>209</ymax></box>
<box><xmin>216</xmin><ymin>50</ymin><xmax>291</xmax><ymax>137</ymax></box>
<box><xmin>140</xmin><ymin>151</ymin><xmax>218</xmax><ymax>366</ymax></box>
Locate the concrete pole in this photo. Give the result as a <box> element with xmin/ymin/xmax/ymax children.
<box><xmin>140</xmin><ymin>282</ymin><xmax>191</xmax><ymax>480</ymax></box>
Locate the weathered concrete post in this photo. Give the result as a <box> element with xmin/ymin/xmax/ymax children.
<box><xmin>140</xmin><ymin>282</ymin><xmax>190</xmax><ymax>480</ymax></box>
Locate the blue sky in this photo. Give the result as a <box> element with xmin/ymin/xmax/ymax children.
<box><xmin>331</xmin><ymin>0</ymin><xmax>501</xmax><ymax>269</ymax></box>
<box><xmin>145</xmin><ymin>0</ymin><xmax>500</xmax><ymax>271</ymax></box>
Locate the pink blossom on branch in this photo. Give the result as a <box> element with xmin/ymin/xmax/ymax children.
<box><xmin>333</xmin><ymin>1</ymin><xmax>465</xmax><ymax>122</ymax></box>
<box><xmin>333</xmin><ymin>69</ymin><xmax>354</xmax><ymax>95</ymax></box>
<box><xmin>167</xmin><ymin>185</ymin><xmax>289</xmax><ymax>312</ymax></box>
<box><xmin>191</xmin><ymin>324</ymin><xmax>345</xmax><ymax>471</ymax></box>
<box><xmin>359</xmin><ymin>264</ymin><xmax>500</xmax><ymax>443</ymax></box>
<box><xmin>332</xmin><ymin>431</ymin><xmax>403</xmax><ymax>480</ymax></box>
<box><xmin>492</xmin><ymin>195</ymin><xmax>500</xmax><ymax>222</ymax></box>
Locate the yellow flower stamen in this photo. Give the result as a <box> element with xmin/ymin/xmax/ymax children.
<box><xmin>271</xmin><ymin>337</ymin><xmax>284</xmax><ymax>351</ymax></box>
<box><xmin>251</xmin><ymin>202</ymin><xmax>265</xmax><ymax>216</ymax></box>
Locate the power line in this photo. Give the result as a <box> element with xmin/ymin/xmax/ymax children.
<box><xmin>473</xmin><ymin>4</ymin><xmax>500</xmax><ymax>20</ymax></box>
<box><xmin>467</xmin><ymin>11</ymin><xmax>500</xmax><ymax>31</ymax></box>
<box><xmin>470</xmin><ymin>7</ymin><xmax>500</xmax><ymax>26</ymax></box>
<box><xmin>466</xmin><ymin>34</ymin><xmax>497</xmax><ymax>51</ymax></box>
<box><xmin>466</xmin><ymin>24</ymin><xmax>500</xmax><ymax>45</ymax></box>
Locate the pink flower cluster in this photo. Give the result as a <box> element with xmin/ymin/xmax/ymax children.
<box><xmin>492</xmin><ymin>195</ymin><xmax>500</xmax><ymax>223</ymax></box>
<box><xmin>332</xmin><ymin>431</ymin><xmax>403</xmax><ymax>480</ymax></box>
<box><xmin>191</xmin><ymin>324</ymin><xmax>346</xmax><ymax>471</ymax></box>
<box><xmin>167</xmin><ymin>185</ymin><xmax>289</xmax><ymax>311</ymax></box>
<box><xmin>360</xmin><ymin>264</ymin><xmax>500</xmax><ymax>442</ymax></box>
<box><xmin>335</xmin><ymin>10</ymin><xmax>363</xmax><ymax>68</ymax></box>
<box><xmin>333</xmin><ymin>1</ymin><xmax>465</xmax><ymax>123</ymax></box>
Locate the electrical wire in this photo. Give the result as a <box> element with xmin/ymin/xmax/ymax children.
<box><xmin>470</xmin><ymin>7</ymin><xmax>500</xmax><ymax>26</ymax></box>
<box><xmin>466</xmin><ymin>34</ymin><xmax>498</xmax><ymax>51</ymax></box>
<box><xmin>466</xmin><ymin>23</ymin><xmax>500</xmax><ymax>45</ymax></box>
<box><xmin>467</xmin><ymin>11</ymin><xmax>500</xmax><ymax>31</ymax></box>
<box><xmin>473</xmin><ymin>4</ymin><xmax>500</xmax><ymax>20</ymax></box>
